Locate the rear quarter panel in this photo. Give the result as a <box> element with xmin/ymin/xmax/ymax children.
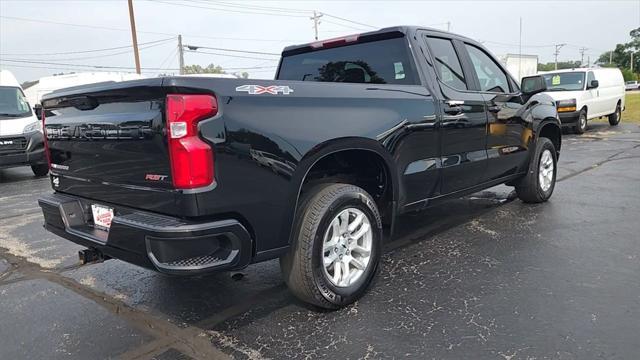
<box><xmin>163</xmin><ymin>77</ymin><xmax>434</xmax><ymax>257</ymax></box>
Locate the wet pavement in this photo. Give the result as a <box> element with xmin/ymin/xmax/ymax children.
<box><xmin>1</xmin><ymin>122</ymin><xmax>639</xmax><ymax>359</ymax></box>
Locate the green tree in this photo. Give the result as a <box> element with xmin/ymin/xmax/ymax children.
<box><xmin>183</xmin><ymin>63</ymin><xmax>225</xmax><ymax>74</ymax></box>
<box><xmin>537</xmin><ymin>61</ymin><xmax>581</xmax><ymax>72</ymax></box>
<box><xmin>597</xmin><ymin>27</ymin><xmax>639</xmax><ymax>72</ymax></box>
<box><xmin>620</xmin><ymin>68</ymin><xmax>638</xmax><ymax>81</ymax></box>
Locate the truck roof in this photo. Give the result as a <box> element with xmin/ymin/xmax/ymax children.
<box><xmin>281</xmin><ymin>25</ymin><xmax>480</xmax><ymax>56</ymax></box>
<box><xmin>538</xmin><ymin>67</ymin><xmax>621</xmax><ymax>74</ymax></box>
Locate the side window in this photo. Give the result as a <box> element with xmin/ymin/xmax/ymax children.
<box><xmin>426</xmin><ymin>37</ymin><xmax>467</xmax><ymax>90</ymax></box>
<box><xmin>464</xmin><ymin>44</ymin><xmax>510</xmax><ymax>93</ymax></box>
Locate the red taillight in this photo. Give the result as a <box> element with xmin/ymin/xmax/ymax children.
<box><xmin>310</xmin><ymin>34</ymin><xmax>359</xmax><ymax>49</ymax></box>
<box><xmin>42</xmin><ymin>110</ymin><xmax>51</xmax><ymax>169</ymax></box>
<box><xmin>166</xmin><ymin>94</ymin><xmax>217</xmax><ymax>189</ymax></box>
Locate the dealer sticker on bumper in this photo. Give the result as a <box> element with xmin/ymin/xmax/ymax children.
<box><xmin>91</xmin><ymin>204</ymin><xmax>114</xmax><ymax>230</ymax></box>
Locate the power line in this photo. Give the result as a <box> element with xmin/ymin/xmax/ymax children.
<box><xmin>0</xmin><ymin>63</ymin><xmax>136</xmax><ymax>73</ymax></box>
<box><xmin>1</xmin><ymin>61</ymin><xmax>274</xmax><ymax>73</ymax></box>
<box><xmin>0</xmin><ymin>58</ymin><xmax>179</xmax><ymax>71</ymax></box>
<box><xmin>183</xmin><ymin>45</ymin><xmax>279</xmax><ymax>56</ymax></box>
<box><xmin>0</xmin><ymin>15</ymin><xmax>304</xmax><ymax>43</ymax></box>
<box><xmin>158</xmin><ymin>47</ymin><xmax>178</xmax><ymax>70</ymax></box>
<box><xmin>4</xmin><ymin>40</ymin><xmax>173</xmax><ymax>62</ymax></box>
<box><xmin>320</xmin><ymin>12</ymin><xmax>377</xmax><ymax>29</ymax></box>
<box><xmin>482</xmin><ymin>40</ymin><xmax>555</xmax><ymax>48</ymax></box>
<box><xmin>321</xmin><ymin>19</ymin><xmax>368</xmax><ymax>32</ymax></box>
<box><xmin>150</xmin><ymin>0</ymin><xmax>310</xmax><ymax>18</ymax></box>
<box><xmin>188</xmin><ymin>0</ymin><xmax>311</xmax><ymax>14</ymax></box>
<box><xmin>0</xmin><ymin>37</ymin><xmax>174</xmax><ymax>56</ymax></box>
<box><xmin>184</xmin><ymin>50</ymin><xmax>278</xmax><ymax>61</ymax></box>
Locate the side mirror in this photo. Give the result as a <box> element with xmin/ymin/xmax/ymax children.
<box><xmin>33</xmin><ymin>103</ymin><xmax>43</xmax><ymax>118</ymax></box>
<box><xmin>587</xmin><ymin>79</ymin><xmax>599</xmax><ymax>89</ymax></box>
<box><xmin>521</xmin><ymin>75</ymin><xmax>547</xmax><ymax>96</ymax></box>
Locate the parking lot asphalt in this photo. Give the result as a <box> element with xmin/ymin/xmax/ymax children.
<box><xmin>1</xmin><ymin>122</ymin><xmax>639</xmax><ymax>359</ymax></box>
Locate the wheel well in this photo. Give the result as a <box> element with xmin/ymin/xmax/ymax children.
<box><xmin>300</xmin><ymin>149</ymin><xmax>394</xmax><ymax>231</ymax></box>
<box><xmin>539</xmin><ymin>123</ymin><xmax>562</xmax><ymax>154</ymax></box>
<box><xmin>581</xmin><ymin>105</ymin><xmax>588</xmax><ymax>115</ymax></box>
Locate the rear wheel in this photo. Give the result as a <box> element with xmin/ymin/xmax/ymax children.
<box><xmin>515</xmin><ymin>137</ymin><xmax>557</xmax><ymax>203</ymax></box>
<box><xmin>608</xmin><ymin>102</ymin><xmax>621</xmax><ymax>126</ymax></box>
<box><xmin>31</xmin><ymin>164</ymin><xmax>49</xmax><ymax>177</ymax></box>
<box><xmin>574</xmin><ymin>109</ymin><xmax>587</xmax><ymax>134</ymax></box>
<box><xmin>280</xmin><ymin>183</ymin><xmax>382</xmax><ymax>309</ymax></box>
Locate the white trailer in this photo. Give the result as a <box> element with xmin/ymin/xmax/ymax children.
<box><xmin>500</xmin><ymin>54</ymin><xmax>538</xmax><ymax>81</ymax></box>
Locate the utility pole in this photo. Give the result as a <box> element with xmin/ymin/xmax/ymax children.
<box><xmin>127</xmin><ymin>0</ymin><xmax>141</xmax><ymax>74</ymax></box>
<box><xmin>579</xmin><ymin>47</ymin><xmax>588</xmax><ymax>67</ymax></box>
<box><xmin>447</xmin><ymin>21</ymin><xmax>451</xmax><ymax>32</ymax></box>
<box><xmin>310</xmin><ymin>11</ymin><xmax>323</xmax><ymax>40</ymax></box>
<box><xmin>609</xmin><ymin>51</ymin><xmax>613</xmax><ymax>64</ymax></box>
<box><xmin>178</xmin><ymin>34</ymin><xmax>184</xmax><ymax>75</ymax></box>
<box><xmin>631</xmin><ymin>51</ymin><xmax>634</xmax><ymax>73</ymax></box>
<box><xmin>554</xmin><ymin>43</ymin><xmax>566</xmax><ymax>70</ymax></box>
<box><xmin>518</xmin><ymin>17</ymin><xmax>522</xmax><ymax>80</ymax></box>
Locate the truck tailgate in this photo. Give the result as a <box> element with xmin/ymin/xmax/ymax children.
<box><xmin>42</xmin><ymin>78</ymin><xmax>196</xmax><ymax>216</ymax></box>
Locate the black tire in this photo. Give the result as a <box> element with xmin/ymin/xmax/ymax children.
<box><xmin>574</xmin><ymin>109</ymin><xmax>587</xmax><ymax>134</ymax></box>
<box><xmin>280</xmin><ymin>183</ymin><xmax>382</xmax><ymax>309</ymax></box>
<box><xmin>515</xmin><ymin>137</ymin><xmax>557</xmax><ymax>203</ymax></box>
<box><xmin>31</xmin><ymin>164</ymin><xmax>49</xmax><ymax>177</ymax></box>
<box><xmin>608</xmin><ymin>102</ymin><xmax>622</xmax><ymax>126</ymax></box>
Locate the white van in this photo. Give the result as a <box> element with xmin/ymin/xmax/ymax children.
<box><xmin>539</xmin><ymin>68</ymin><xmax>625</xmax><ymax>134</ymax></box>
<box><xmin>0</xmin><ymin>70</ymin><xmax>48</xmax><ymax>176</ymax></box>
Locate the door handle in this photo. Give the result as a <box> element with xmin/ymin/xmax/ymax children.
<box><xmin>444</xmin><ymin>100</ymin><xmax>464</xmax><ymax>115</ymax></box>
<box><xmin>487</xmin><ymin>104</ymin><xmax>501</xmax><ymax>113</ymax></box>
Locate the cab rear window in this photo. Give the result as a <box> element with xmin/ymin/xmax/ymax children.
<box><xmin>277</xmin><ymin>37</ymin><xmax>419</xmax><ymax>85</ymax></box>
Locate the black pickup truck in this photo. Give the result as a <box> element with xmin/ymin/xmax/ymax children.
<box><xmin>38</xmin><ymin>26</ymin><xmax>561</xmax><ymax>309</ymax></box>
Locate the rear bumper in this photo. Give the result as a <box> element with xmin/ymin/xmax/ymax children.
<box><xmin>558</xmin><ymin>111</ymin><xmax>580</xmax><ymax>126</ymax></box>
<box><xmin>0</xmin><ymin>131</ymin><xmax>46</xmax><ymax>168</ymax></box>
<box><xmin>38</xmin><ymin>192</ymin><xmax>253</xmax><ymax>275</ymax></box>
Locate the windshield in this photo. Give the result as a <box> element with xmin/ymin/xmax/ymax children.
<box><xmin>542</xmin><ymin>72</ymin><xmax>585</xmax><ymax>91</ymax></box>
<box><xmin>0</xmin><ymin>86</ymin><xmax>32</xmax><ymax>117</ymax></box>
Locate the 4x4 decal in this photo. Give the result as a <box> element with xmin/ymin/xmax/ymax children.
<box><xmin>235</xmin><ymin>84</ymin><xmax>294</xmax><ymax>95</ymax></box>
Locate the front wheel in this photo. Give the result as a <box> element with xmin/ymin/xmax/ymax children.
<box><xmin>515</xmin><ymin>137</ymin><xmax>557</xmax><ymax>203</ymax></box>
<box><xmin>574</xmin><ymin>109</ymin><xmax>587</xmax><ymax>134</ymax></box>
<box><xmin>31</xmin><ymin>164</ymin><xmax>49</xmax><ymax>177</ymax></box>
<box><xmin>280</xmin><ymin>183</ymin><xmax>382</xmax><ymax>309</ymax></box>
<box><xmin>608</xmin><ymin>102</ymin><xmax>621</xmax><ymax>126</ymax></box>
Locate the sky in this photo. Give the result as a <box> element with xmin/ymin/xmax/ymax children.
<box><xmin>1</xmin><ymin>0</ymin><xmax>639</xmax><ymax>83</ymax></box>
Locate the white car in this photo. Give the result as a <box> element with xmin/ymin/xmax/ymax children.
<box><xmin>625</xmin><ymin>80</ymin><xmax>640</xmax><ymax>91</ymax></box>
<box><xmin>0</xmin><ymin>70</ymin><xmax>48</xmax><ymax>176</ymax></box>
<box><xmin>539</xmin><ymin>68</ymin><xmax>625</xmax><ymax>134</ymax></box>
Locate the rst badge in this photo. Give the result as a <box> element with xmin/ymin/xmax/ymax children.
<box><xmin>145</xmin><ymin>174</ymin><xmax>168</xmax><ymax>181</ymax></box>
<box><xmin>52</xmin><ymin>176</ymin><xmax>60</xmax><ymax>188</ymax></box>
<box><xmin>235</xmin><ymin>85</ymin><xmax>294</xmax><ymax>95</ymax></box>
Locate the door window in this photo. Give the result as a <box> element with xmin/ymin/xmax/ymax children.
<box><xmin>426</xmin><ymin>37</ymin><xmax>467</xmax><ymax>90</ymax></box>
<box><xmin>465</xmin><ymin>44</ymin><xmax>510</xmax><ymax>93</ymax></box>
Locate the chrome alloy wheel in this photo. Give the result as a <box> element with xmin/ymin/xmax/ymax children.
<box><xmin>538</xmin><ymin>149</ymin><xmax>554</xmax><ymax>192</ymax></box>
<box><xmin>322</xmin><ymin>208</ymin><xmax>373</xmax><ymax>287</ymax></box>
